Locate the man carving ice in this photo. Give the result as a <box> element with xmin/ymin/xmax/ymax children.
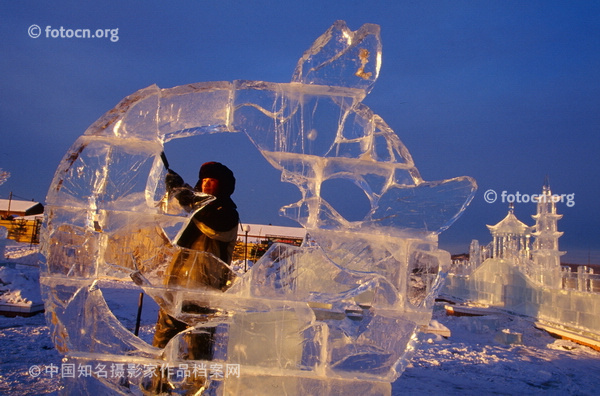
<box><xmin>152</xmin><ymin>161</ymin><xmax>240</xmax><ymax>353</ymax></box>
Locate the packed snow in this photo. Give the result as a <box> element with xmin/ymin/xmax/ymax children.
<box><xmin>1</xmin><ymin>242</ymin><xmax>600</xmax><ymax>395</ymax></box>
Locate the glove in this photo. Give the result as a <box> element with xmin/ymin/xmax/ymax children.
<box><xmin>165</xmin><ymin>169</ymin><xmax>184</xmax><ymax>191</ymax></box>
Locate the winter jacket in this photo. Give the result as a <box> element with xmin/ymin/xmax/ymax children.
<box><xmin>163</xmin><ymin>169</ymin><xmax>239</xmax><ymax>290</ymax></box>
<box><xmin>164</xmin><ymin>197</ymin><xmax>239</xmax><ymax>291</ymax></box>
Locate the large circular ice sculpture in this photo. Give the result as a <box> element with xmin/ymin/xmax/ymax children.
<box><xmin>40</xmin><ymin>21</ymin><xmax>476</xmax><ymax>394</ymax></box>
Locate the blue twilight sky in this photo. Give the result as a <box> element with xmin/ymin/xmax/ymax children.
<box><xmin>1</xmin><ymin>1</ymin><xmax>599</xmax><ymax>263</ymax></box>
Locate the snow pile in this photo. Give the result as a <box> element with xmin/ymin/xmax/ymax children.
<box><xmin>0</xmin><ymin>266</ymin><xmax>42</xmax><ymax>305</ymax></box>
<box><xmin>0</xmin><ymin>243</ymin><xmax>43</xmax><ymax>307</ymax></box>
<box><xmin>3</xmin><ymin>242</ymin><xmax>42</xmax><ymax>265</ymax></box>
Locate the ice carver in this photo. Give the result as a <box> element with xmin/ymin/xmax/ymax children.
<box><xmin>152</xmin><ymin>161</ymin><xmax>239</xmax><ymax>351</ymax></box>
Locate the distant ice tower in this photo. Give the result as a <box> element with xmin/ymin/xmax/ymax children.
<box><xmin>531</xmin><ymin>179</ymin><xmax>565</xmax><ymax>287</ymax></box>
<box><xmin>443</xmin><ymin>180</ymin><xmax>600</xmax><ymax>350</ymax></box>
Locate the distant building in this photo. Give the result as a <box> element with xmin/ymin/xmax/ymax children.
<box><xmin>233</xmin><ymin>223</ymin><xmax>307</xmax><ymax>262</ymax></box>
<box><xmin>237</xmin><ymin>223</ymin><xmax>306</xmax><ymax>245</ymax></box>
<box><xmin>0</xmin><ymin>199</ymin><xmax>44</xmax><ymax>219</ymax></box>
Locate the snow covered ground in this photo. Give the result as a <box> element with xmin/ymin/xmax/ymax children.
<box><xmin>1</xmin><ymin>242</ymin><xmax>600</xmax><ymax>395</ymax></box>
<box><xmin>396</xmin><ymin>307</ymin><xmax>600</xmax><ymax>395</ymax></box>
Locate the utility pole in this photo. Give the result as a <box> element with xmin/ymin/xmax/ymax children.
<box><xmin>243</xmin><ymin>224</ymin><xmax>251</xmax><ymax>272</ymax></box>
<box><xmin>6</xmin><ymin>191</ymin><xmax>12</xmax><ymax>219</ymax></box>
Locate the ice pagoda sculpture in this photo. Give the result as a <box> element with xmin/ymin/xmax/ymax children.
<box><xmin>39</xmin><ymin>21</ymin><xmax>476</xmax><ymax>394</ymax></box>
<box><xmin>443</xmin><ymin>183</ymin><xmax>600</xmax><ymax>350</ymax></box>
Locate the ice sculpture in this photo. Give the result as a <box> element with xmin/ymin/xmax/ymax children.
<box><xmin>443</xmin><ymin>185</ymin><xmax>600</xmax><ymax>349</ymax></box>
<box><xmin>40</xmin><ymin>21</ymin><xmax>476</xmax><ymax>394</ymax></box>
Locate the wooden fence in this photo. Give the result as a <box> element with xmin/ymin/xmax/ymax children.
<box><xmin>0</xmin><ymin>218</ymin><xmax>42</xmax><ymax>244</ymax></box>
